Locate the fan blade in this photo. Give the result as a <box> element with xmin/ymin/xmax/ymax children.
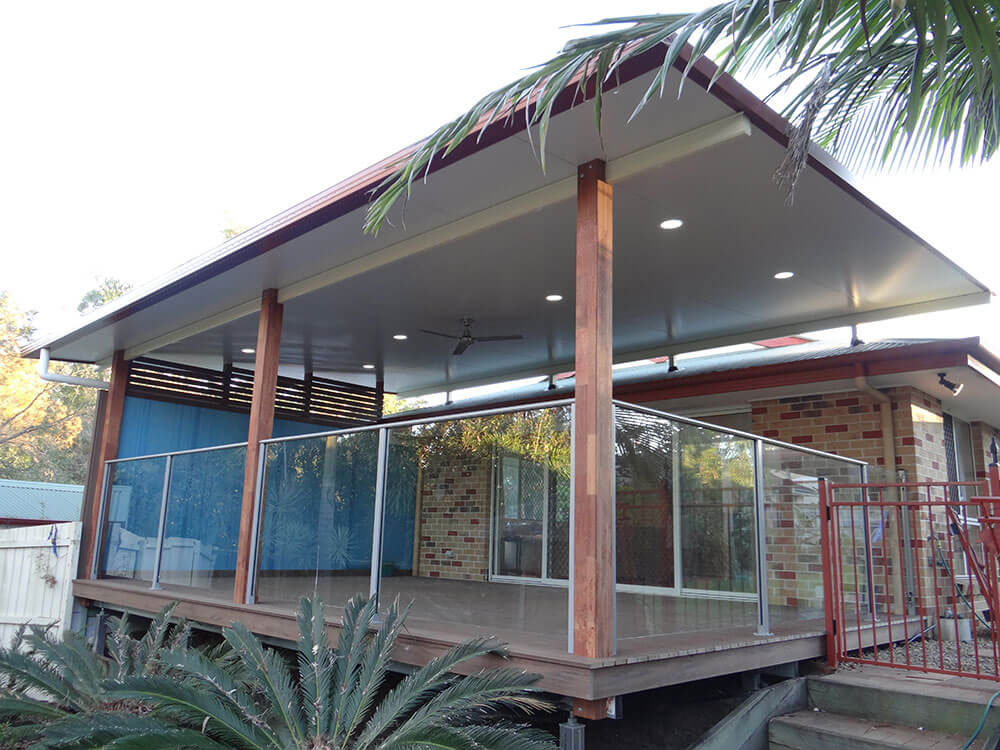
<box><xmin>419</xmin><ymin>328</ymin><xmax>459</xmax><ymax>340</ymax></box>
<box><xmin>453</xmin><ymin>340</ymin><xmax>471</xmax><ymax>355</ymax></box>
<box><xmin>475</xmin><ymin>334</ymin><xmax>524</xmax><ymax>342</ymax></box>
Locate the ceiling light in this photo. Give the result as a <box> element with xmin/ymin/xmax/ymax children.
<box><xmin>393</xmin><ymin>334</ymin><xmax>408</xmax><ymax>340</ymax></box>
<box><xmin>362</xmin><ymin>363</ymin><xmax>376</xmax><ymax>370</ymax></box>
<box><xmin>773</xmin><ymin>271</ymin><xmax>795</xmax><ymax>280</ymax></box>
<box><xmin>545</xmin><ymin>294</ymin><xmax>563</xmax><ymax>302</ymax></box>
<box><xmin>938</xmin><ymin>372</ymin><xmax>964</xmax><ymax>396</ymax></box>
<box><xmin>241</xmin><ymin>348</ymin><xmax>255</xmax><ymax>354</ymax></box>
<box><xmin>659</xmin><ymin>218</ymin><xmax>683</xmax><ymax>230</ymax></box>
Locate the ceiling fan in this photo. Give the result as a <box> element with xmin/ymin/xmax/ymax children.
<box><xmin>420</xmin><ymin>317</ymin><xmax>524</xmax><ymax>355</ymax></box>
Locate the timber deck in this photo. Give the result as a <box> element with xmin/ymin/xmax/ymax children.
<box><xmin>74</xmin><ymin>577</ymin><xmax>896</xmax><ymax>701</ymax></box>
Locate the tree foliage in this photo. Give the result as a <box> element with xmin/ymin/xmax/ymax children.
<box><xmin>0</xmin><ymin>280</ymin><xmax>130</xmax><ymax>484</ymax></box>
<box><xmin>364</xmin><ymin>1</ymin><xmax>1000</xmax><ymax>232</ymax></box>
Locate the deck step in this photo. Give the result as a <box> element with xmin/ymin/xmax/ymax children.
<box><xmin>808</xmin><ymin>670</ymin><xmax>1000</xmax><ymax>736</ymax></box>
<box><xmin>769</xmin><ymin>709</ymin><xmax>975</xmax><ymax>749</ymax></box>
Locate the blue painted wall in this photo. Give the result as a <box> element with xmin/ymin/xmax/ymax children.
<box><xmin>114</xmin><ymin>396</ymin><xmax>415</xmax><ymax>575</ymax></box>
<box><xmin>118</xmin><ymin>396</ymin><xmax>324</xmax><ymax>458</ymax></box>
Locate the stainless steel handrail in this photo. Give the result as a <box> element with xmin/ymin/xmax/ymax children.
<box><xmin>613</xmin><ymin>399</ymin><xmax>868</xmax><ymax>466</ymax></box>
<box><xmin>257</xmin><ymin>398</ymin><xmax>576</xmax><ymax>446</ymax></box>
<box><xmin>104</xmin><ymin>441</ymin><xmax>249</xmax><ymax>464</ymax></box>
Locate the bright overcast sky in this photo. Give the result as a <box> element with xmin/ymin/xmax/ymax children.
<box><xmin>2</xmin><ymin>1</ymin><xmax>997</xmax><ymax>353</ymax></box>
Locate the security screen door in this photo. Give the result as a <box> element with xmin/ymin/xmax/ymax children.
<box><xmin>492</xmin><ymin>453</ymin><xmax>569</xmax><ymax>582</ymax></box>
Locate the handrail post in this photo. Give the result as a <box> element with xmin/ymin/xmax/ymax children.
<box><xmin>369</xmin><ymin>427</ymin><xmax>389</xmax><ymax>615</ymax></box>
<box><xmin>753</xmin><ymin>439</ymin><xmax>771</xmax><ymax>636</ymax></box>
<box><xmin>245</xmin><ymin>445</ymin><xmax>268</xmax><ymax>605</ymax></box>
<box><xmin>150</xmin><ymin>455</ymin><xmax>173</xmax><ymax>590</ymax></box>
<box><xmin>818</xmin><ymin>478</ymin><xmax>839</xmax><ymax>669</ymax></box>
<box><xmin>90</xmin><ymin>461</ymin><xmax>113</xmax><ymax>579</ymax></box>
<box><xmin>989</xmin><ymin>463</ymin><xmax>1000</xmax><ymax>497</ymax></box>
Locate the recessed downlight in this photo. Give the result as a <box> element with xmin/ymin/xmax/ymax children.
<box><xmin>545</xmin><ymin>294</ymin><xmax>563</xmax><ymax>302</ymax></box>
<box><xmin>393</xmin><ymin>334</ymin><xmax>408</xmax><ymax>340</ymax></box>
<box><xmin>241</xmin><ymin>348</ymin><xmax>255</xmax><ymax>354</ymax></box>
<box><xmin>362</xmin><ymin>363</ymin><xmax>376</xmax><ymax>370</ymax></box>
<box><xmin>773</xmin><ymin>271</ymin><xmax>795</xmax><ymax>280</ymax></box>
<box><xmin>659</xmin><ymin>218</ymin><xmax>683</xmax><ymax>230</ymax></box>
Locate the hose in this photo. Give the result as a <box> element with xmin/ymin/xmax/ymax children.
<box><xmin>963</xmin><ymin>688</ymin><xmax>1000</xmax><ymax>749</ymax></box>
<box><xmin>930</xmin><ymin>534</ymin><xmax>993</xmax><ymax>629</ymax></box>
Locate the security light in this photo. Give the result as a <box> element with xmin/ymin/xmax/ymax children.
<box><xmin>659</xmin><ymin>218</ymin><xmax>683</xmax><ymax>230</ymax></box>
<box><xmin>362</xmin><ymin>364</ymin><xmax>376</xmax><ymax>370</ymax></box>
<box><xmin>938</xmin><ymin>372</ymin><xmax>964</xmax><ymax>396</ymax></box>
<box><xmin>241</xmin><ymin>348</ymin><xmax>255</xmax><ymax>354</ymax></box>
<box><xmin>773</xmin><ymin>271</ymin><xmax>795</xmax><ymax>280</ymax></box>
<box><xmin>393</xmin><ymin>334</ymin><xmax>408</xmax><ymax>340</ymax></box>
<box><xmin>545</xmin><ymin>294</ymin><xmax>563</xmax><ymax>302</ymax></box>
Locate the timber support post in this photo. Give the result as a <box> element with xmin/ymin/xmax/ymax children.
<box><xmin>571</xmin><ymin>158</ymin><xmax>615</xmax><ymax>679</ymax></box>
<box><xmin>82</xmin><ymin>350</ymin><xmax>128</xmax><ymax>579</ymax></box>
<box><xmin>234</xmin><ymin>289</ymin><xmax>283</xmax><ymax>604</ymax></box>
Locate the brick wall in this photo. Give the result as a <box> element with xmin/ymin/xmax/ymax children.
<box><xmin>414</xmin><ymin>455</ymin><xmax>491</xmax><ymax>581</ymax></box>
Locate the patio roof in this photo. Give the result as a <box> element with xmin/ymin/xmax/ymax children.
<box><xmin>24</xmin><ymin>46</ymin><xmax>990</xmax><ymax>397</ymax></box>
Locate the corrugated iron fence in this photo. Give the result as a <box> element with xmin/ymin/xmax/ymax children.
<box><xmin>820</xmin><ymin>467</ymin><xmax>1000</xmax><ymax>680</ymax></box>
<box><xmin>0</xmin><ymin>521</ymin><xmax>80</xmax><ymax>647</ymax></box>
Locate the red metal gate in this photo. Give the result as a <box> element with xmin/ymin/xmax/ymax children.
<box><xmin>820</xmin><ymin>465</ymin><xmax>1000</xmax><ymax>680</ymax></box>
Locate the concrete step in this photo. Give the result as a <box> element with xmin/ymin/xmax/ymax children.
<box><xmin>769</xmin><ymin>709</ymin><xmax>975</xmax><ymax>749</ymax></box>
<box><xmin>807</xmin><ymin>668</ymin><xmax>1000</xmax><ymax>736</ymax></box>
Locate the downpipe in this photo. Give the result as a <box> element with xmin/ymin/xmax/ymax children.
<box><xmin>853</xmin><ymin>365</ymin><xmax>896</xmax><ymax>476</ymax></box>
<box><xmin>37</xmin><ymin>348</ymin><xmax>109</xmax><ymax>390</ymax></box>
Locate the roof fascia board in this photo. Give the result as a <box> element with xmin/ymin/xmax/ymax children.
<box><xmin>398</xmin><ymin>292</ymin><xmax>990</xmax><ymax>397</ymax></box>
<box><xmin>967</xmin><ymin>355</ymin><xmax>1000</xmax><ymax>390</ymax></box>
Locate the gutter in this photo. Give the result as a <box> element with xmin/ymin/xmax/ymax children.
<box><xmin>853</xmin><ymin>364</ymin><xmax>896</xmax><ymax>476</ymax></box>
<box><xmin>38</xmin><ymin>348</ymin><xmax>109</xmax><ymax>390</ymax></box>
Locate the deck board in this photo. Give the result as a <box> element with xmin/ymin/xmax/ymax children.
<box><xmin>73</xmin><ymin>577</ymin><xmax>880</xmax><ymax>700</ymax></box>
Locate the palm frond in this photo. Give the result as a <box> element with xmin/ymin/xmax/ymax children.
<box><xmin>40</xmin><ymin>711</ymin><xmax>231</xmax><ymax>750</ymax></box>
<box><xmin>223</xmin><ymin>621</ymin><xmax>305</xmax><ymax>745</ymax></box>
<box><xmin>355</xmin><ymin>636</ymin><xmax>506</xmax><ymax>748</ymax></box>
<box><xmin>363</xmin><ymin>1</ymin><xmax>1000</xmax><ymax>233</ymax></box>
<box><xmin>109</xmin><ymin>675</ymin><xmax>277</xmax><ymax>750</ymax></box>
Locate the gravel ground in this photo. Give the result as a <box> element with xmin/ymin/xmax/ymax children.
<box><xmin>841</xmin><ymin>632</ymin><xmax>1000</xmax><ymax>676</ymax></box>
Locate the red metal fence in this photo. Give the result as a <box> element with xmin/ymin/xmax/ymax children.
<box><xmin>820</xmin><ymin>465</ymin><xmax>1000</xmax><ymax>680</ymax></box>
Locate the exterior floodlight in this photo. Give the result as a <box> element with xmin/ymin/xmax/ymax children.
<box><xmin>938</xmin><ymin>372</ymin><xmax>964</xmax><ymax>396</ymax></box>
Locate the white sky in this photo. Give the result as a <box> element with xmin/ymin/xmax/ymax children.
<box><xmin>2</xmin><ymin>1</ymin><xmax>998</xmax><ymax>357</ymax></box>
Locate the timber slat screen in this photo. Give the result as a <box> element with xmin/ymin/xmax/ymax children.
<box><xmin>126</xmin><ymin>357</ymin><xmax>379</xmax><ymax>428</ymax></box>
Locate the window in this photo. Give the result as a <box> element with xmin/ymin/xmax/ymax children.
<box><xmin>943</xmin><ymin>412</ymin><xmax>983</xmax><ymax>576</ymax></box>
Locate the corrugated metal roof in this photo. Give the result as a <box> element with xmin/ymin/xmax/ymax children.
<box><xmin>0</xmin><ymin>479</ymin><xmax>83</xmax><ymax>521</ymax></box>
<box><xmin>389</xmin><ymin>338</ymin><xmax>954</xmax><ymax>418</ymax></box>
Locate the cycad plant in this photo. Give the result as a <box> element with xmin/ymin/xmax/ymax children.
<box><xmin>0</xmin><ymin>602</ymin><xmax>200</xmax><ymax>747</ymax></box>
<box><xmin>36</xmin><ymin>595</ymin><xmax>555</xmax><ymax>749</ymax></box>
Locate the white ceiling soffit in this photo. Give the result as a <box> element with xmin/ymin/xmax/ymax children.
<box><xmin>32</xmin><ymin>63</ymin><xmax>989</xmax><ymax>397</ymax></box>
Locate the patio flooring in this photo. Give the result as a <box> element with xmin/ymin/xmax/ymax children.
<box><xmin>74</xmin><ymin>575</ymin><xmax>887</xmax><ymax>700</ymax></box>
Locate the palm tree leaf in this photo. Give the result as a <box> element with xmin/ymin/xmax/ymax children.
<box><xmin>361</xmin><ymin>0</ymin><xmax>1000</xmax><ymax>233</ymax></box>
<box><xmin>0</xmin><ymin>693</ymin><xmax>70</xmax><ymax>720</ymax></box>
<box><xmin>295</xmin><ymin>593</ymin><xmax>333</xmax><ymax>736</ymax></box>
<box><xmin>223</xmin><ymin>621</ymin><xmax>305</xmax><ymax>746</ymax></box>
<box><xmin>355</xmin><ymin>636</ymin><xmax>507</xmax><ymax>748</ymax></box>
<box><xmin>39</xmin><ymin>711</ymin><xmax>231</xmax><ymax>750</ymax></box>
<box><xmin>108</xmin><ymin>676</ymin><xmax>276</xmax><ymax>750</ymax></box>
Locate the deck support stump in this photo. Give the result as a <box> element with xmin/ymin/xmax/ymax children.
<box><xmin>233</xmin><ymin>289</ymin><xmax>283</xmax><ymax>604</ymax></box>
